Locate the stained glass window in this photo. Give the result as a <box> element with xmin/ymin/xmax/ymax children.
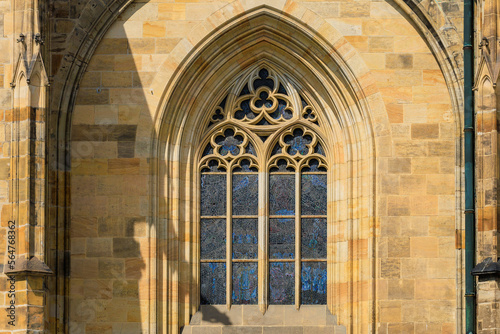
<box><xmin>200</xmin><ymin>66</ymin><xmax>328</xmax><ymax>308</ymax></box>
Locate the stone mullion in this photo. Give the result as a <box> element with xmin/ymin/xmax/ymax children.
<box><xmin>295</xmin><ymin>169</ymin><xmax>300</xmax><ymax>309</ymax></box>
<box><xmin>327</xmin><ymin>167</ymin><xmax>335</xmax><ymax>316</ymax></box>
<box><xmin>226</xmin><ymin>168</ymin><xmax>232</xmax><ymax>309</ymax></box>
<box><xmin>258</xmin><ymin>170</ymin><xmax>268</xmax><ymax>314</ymax></box>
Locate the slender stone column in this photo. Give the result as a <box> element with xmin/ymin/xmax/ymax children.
<box><xmin>2</xmin><ymin>0</ymin><xmax>51</xmax><ymax>332</ymax></box>
<box><xmin>473</xmin><ymin>0</ymin><xmax>500</xmax><ymax>327</ymax></box>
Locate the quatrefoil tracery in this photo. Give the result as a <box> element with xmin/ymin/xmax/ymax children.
<box><xmin>268</xmin><ymin>125</ymin><xmax>327</xmax><ymax>170</ymax></box>
<box><xmin>200</xmin><ymin>126</ymin><xmax>259</xmax><ymax>172</ymax></box>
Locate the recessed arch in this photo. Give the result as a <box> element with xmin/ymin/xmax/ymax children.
<box><xmin>154</xmin><ymin>7</ymin><xmax>378</xmax><ymax>333</ymax></box>
<box><xmin>50</xmin><ymin>0</ymin><xmax>465</xmax><ymax>333</ymax></box>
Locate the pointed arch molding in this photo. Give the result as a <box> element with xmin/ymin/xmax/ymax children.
<box><xmin>153</xmin><ymin>7</ymin><xmax>379</xmax><ymax>333</ymax></box>
<box><xmin>49</xmin><ymin>0</ymin><xmax>465</xmax><ymax>334</ymax></box>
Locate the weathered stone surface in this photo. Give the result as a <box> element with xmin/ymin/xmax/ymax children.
<box><xmin>0</xmin><ymin>0</ymin><xmax>485</xmax><ymax>332</ymax></box>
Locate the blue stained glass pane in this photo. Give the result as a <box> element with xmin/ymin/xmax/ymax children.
<box><xmin>270</xmin><ymin>99</ymin><xmax>292</xmax><ymax>120</ymax></box>
<box><xmin>234</xmin><ymin>159</ymin><xmax>258</xmax><ymax>172</ymax></box>
<box><xmin>253</xmin><ymin>69</ymin><xmax>274</xmax><ymax>90</ymax></box>
<box><xmin>289</xmin><ymin>137</ymin><xmax>308</xmax><ymax>155</ymax></box>
<box><xmin>201</xmin><ymin>219</ymin><xmax>226</xmax><ymax>260</ymax></box>
<box><xmin>239</xmin><ymin>84</ymin><xmax>250</xmax><ymax>96</ymax></box>
<box><xmin>269</xmin><ymin>174</ymin><xmax>295</xmax><ymax>215</ymax></box>
<box><xmin>300</xmin><ymin>95</ymin><xmax>308</xmax><ymax>109</ymax></box>
<box><xmin>235</xmin><ymin>99</ymin><xmax>255</xmax><ymax>120</ymax></box>
<box><xmin>270</xmin><ymin>218</ymin><xmax>294</xmax><ymax>259</ymax></box>
<box><xmin>271</xmin><ymin>143</ymin><xmax>282</xmax><ymax>156</ymax></box>
<box><xmin>285</xmin><ymin>129</ymin><xmax>312</xmax><ymax>155</ymax></box>
<box><xmin>246</xmin><ymin>143</ymin><xmax>257</xmax><ymax>156</ymax></box>
<box><xmin>201</xmin><ymin>159</ymin><xmax>226</xmax><ymax>173</ymax></box>
<box><xmin>233</xmin><ymin>174</ymin><xmax>258</xmax><ymax>215</ymax></box>
<box><xmin>255</xmin><ymin>91</ymin><xmax>273</xmax><ymax>108</ymax></box>
<box><xmin>278</xmin><ymin>84</ymin><xmax>288</xmax><ymax>95</ymax></box>
<box><xmin>314</xmin><ymin>143</ymin><xmax>326</xmax><ymax>157</ymax></box>
<box><xmin>269</xmin><ymin>262</ymin><xmax>294</xmax><ymax>304</ymax></box>
<box><xmin>201</xmin><ymin>174</ymin><xmax>226</xmax><ymax>216</ymax></box>
<box><xmin>201</xmin><ymin>262</ymin><xmax>226</xmax><ymax>304</ymax></box>
<box><xmin>202</xmin><ymin>143</ymin><xmax>213</xmax><ymax>156</ymax></box>
<box><xmin>301</xmin><ymin>262</ymin><xmax>327</xmax><ymax>304</ymax></box>
<box><xmin>232</xmin><ymin>263</ymin><xmax>258</xmax><ymax>304</ymax></box>
<box><xmin>232</xmin><ymin>219</ymin><xmax>258</xmax><ymax>259</ymax></box>
<box><xmin>303</xmin><ymin>106</ymin><xmax>315</xmax><ymax>120</ymax></box>
<box><xmin>215</xmin><ymin>129</ymin><xmax>243</xmax><ymax>156</ymax></box>
<box><xmin>301</xmin><ymin>174</ymin><xmax>327</xmax><ymax>215</ymax></box>
<box><xmin>301</xmin><ymin>218</ymin><xmax>327</xmax><ymax>259</ymax></box>
<box><xmin>270</xmin><ymin>159</ymin><xmax>295</xmax><ymax>172</ymax></box>
<box><xmin>302</xmin><ymin>159</ymin><xmax>326</xmax><ymax>172</ymax></box>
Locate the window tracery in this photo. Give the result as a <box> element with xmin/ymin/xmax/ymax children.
<box><xmin>200</xmin><ymin>66</ymin><xmax>328</xmax><ymax>308</ymax></box>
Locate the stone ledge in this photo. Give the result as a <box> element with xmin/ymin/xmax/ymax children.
<box><xmin>182</xmin><ymin>325</ymin><xmax>346</xmax><ymax>334</ymax></box>
<box><xmin>182</xmin><ymin>305</ymin><xmax>346</xmax><ymax>334</ymax></box>
<box><xmin>472</xmin><ymin>257</ymin><xmax>500</xmax><ymax>280</ymax></box>
<box><xmin>4</xmin><ymin>256</ymin><xmax>53</xmax><ymax>276</ymax></box>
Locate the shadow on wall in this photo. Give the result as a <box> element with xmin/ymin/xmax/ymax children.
<box><xmin>68</xmin><ymin>9</ymin><xmax>152</xmax><ymax>332</ymax></box>
<box><xmin>199</xmin><ymin>305</ymin><xmax>232</xmax><ymax>325</ymax></box>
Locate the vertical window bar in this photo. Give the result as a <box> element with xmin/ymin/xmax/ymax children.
<box><xmin>327</xmin><ymin>172</ymin><xmax>332</xmax><ymax>308</ymax></box>
<box><xmin>258</xmin><ymin>170</ymin><xmax>268</xmax><ymax>314</ymax></box>
<box><xmin>226</xmin><ymin>170</ymin><xmax>232</xmax><ymax>309</ymax></box>
<box><xmin>196</xmin><ymin>176</ymin><xmax>200</xmax><ymax>308</ymax></box>
<box><xmin>295</xmin><ymin>169</ymin><xmax>301</xmax><ymax>309</ymax></box>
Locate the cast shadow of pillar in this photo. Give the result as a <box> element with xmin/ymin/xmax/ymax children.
<box><xmin>67</xmin><ymin>10</ymin><xmax>151</xmax><ymax>333</ymax></box>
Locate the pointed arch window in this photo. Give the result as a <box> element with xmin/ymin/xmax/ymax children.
<box><xmin>199</xmin><ymin>67</ymin><xmax>328</xmax><ymax>309</ymax></box>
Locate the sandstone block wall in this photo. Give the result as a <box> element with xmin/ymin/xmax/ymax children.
<box><xmin>66</xmin><ymin>0</ymin><xmax>460</xmax><ymax>333</ymax></box>
<box><xmin>0</xmin><ymin>0</ymin><xmax>474</xmax><ymax>333</ymax></box>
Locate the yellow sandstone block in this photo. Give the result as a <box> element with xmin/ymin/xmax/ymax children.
<box><xmin>156</xmin><ymin>38</ymin><xmax>182</xmax><ymax>54</ymax></box>
<box><xmin>386</xmin><ymin>53</ymin><xmax>413</xmax><ymax>69</ymax></box>
<box><xmin>345</xmin><ymin>36</ymin><xmax>368</xmax><ymax>52</ymax></box>
<box><xmin>410</xmin><ymin>237</ymin><xmax>438</xmax><ymax>258</ymax></box>
<box><xmin>368</xmin><ymin>36</ymin><xmax>393</xmax><ymax>52</ymax></box>
<box><xmin>394</xmin><ymin>36</ymin><xmax>429</xmax><ymax>53</ymax></box>
<box><xmin>411</xmin><ymin>123</ymin><xmax>439</xmax><ymax>139</ymax></box>
<box><xmin>379</xmin><ymin>301</ymin><xmax>402</xmax><ymax>322</ymax></box>
<box><xmin>410</xmin><ymin>195</ymin><xmax>438</xmax><ymax>215</ymax></box>
<box><xmin>143</xmin><ymin>21</ymin><xmax>166</xmax><ymax>37</ymax></box>
<box><xmin>128</xmin><ymin>39</ymin><xmax>156</xmax><ymax>54</ymax></box>
<box><xmin>411</xmin><ymin>157</ymin><xmax>439</xmax><ymax>174</ymax></box>
<box><xmin>415</xmin><ymin>279</ymin><xmax>454</xmax><ymax>300</ymax></box>
<box><xmin>400</xmin><ymin>175</ymin><xmax>426</xmax><ymax>195</ymax></box>
<box><xmin>340</xmin><ymin>2</ymin><xmax>370</xmax><ymax>18</ymax></box>
<box><xmin>426</xmin><ymin>174</ymin><xmax>454</xmax><ymax>195</ymax></box>
<box><xmin>362</xmin><ymin>18</ymin><xmax>418</xmax><ymax>36</ymax></box>
<box><xmin>102</xmin><ymin>72</ymin><xmax>132</xmax><ymax>88</ymax></box>
<box><xmin>158</xmin><ymin>3</ymin><xmax>186</xmax><ymax>21</ymax></box>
